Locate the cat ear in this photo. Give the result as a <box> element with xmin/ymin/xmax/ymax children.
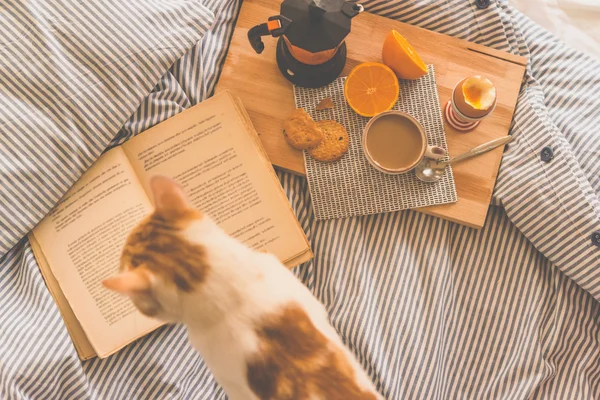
<box><xmin>150</xmin><ymin>175</ymin><xmax>190</xmax><ymax>213</ymax></box>
<box><xmin>102</xmin><ymin>269</ymin><xmax>152</xmax><ymax>295</ymax></box>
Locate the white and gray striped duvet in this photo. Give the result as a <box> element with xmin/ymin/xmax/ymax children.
<box><xmin>1</xmin><ymin>0</ymin><xmax>599</xmax><ymax>399</ymax></box>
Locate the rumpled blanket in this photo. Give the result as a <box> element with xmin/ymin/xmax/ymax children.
<box><xmin>1</xmin><ymin>0</ymin><xmax>599</xmax><ymax>398</ymax></box>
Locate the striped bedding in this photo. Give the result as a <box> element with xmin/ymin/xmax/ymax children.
<box><xmin>1</xmin><ymin>0</ymin><xmax>599</xmax><ymax>399</ymax></box>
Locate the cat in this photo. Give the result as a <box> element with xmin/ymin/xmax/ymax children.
<box><xmin>102</xmin><ymin>176</ymin><xmax>383</xmax><ymax>400</ymax></box>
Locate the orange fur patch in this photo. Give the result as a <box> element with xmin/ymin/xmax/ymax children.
<box><xmin>121</xmin><ymin>209</ymin><xmax>208</xmax><ymax>292</ymax></box>
<box><xmin>246</xmin><ymin>304</ymin><xmax>378</xmax><ymax>400</ymax></box>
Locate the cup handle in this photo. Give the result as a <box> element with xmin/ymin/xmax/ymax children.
<box><xmin>425</xmin><ymin>145</ymin><xmax>446</xmax><ymax>160</ymax></box>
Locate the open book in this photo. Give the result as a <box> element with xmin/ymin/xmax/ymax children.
<box><xmin>29</xmin><ymin>91</ymin><xmax>312</xmax><ymax>360</ymax></box>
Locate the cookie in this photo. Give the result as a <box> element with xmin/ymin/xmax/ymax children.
<box><xmin>308</xmin><ymin>120</ymin><xmax>349</xmax><ymax>162</ymax></box>
<box><xmin>282</xmin><ymin>108</ymin><xmax>323</xmax><ymax>150</ymax></box>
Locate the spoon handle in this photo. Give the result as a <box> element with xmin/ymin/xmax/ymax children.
<box><xmin>447</xmin><ymin>136</ymin><xmax>513</xmax><ymax>165</ymax></box>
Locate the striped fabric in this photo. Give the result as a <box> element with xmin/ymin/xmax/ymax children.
<box><xmin>492</xmin><ymin>5</ymin><xmax>600</xmax><ymax>303</ymax></box>
<box><xmin>0</xmin><ymin>0</ymin><xmax>215</xmax><ymax>256</ymax></box>
<box><xmin>1</xmin><ymin>0</ymin><xmax>600</xmax><ymax>399</ymax></box>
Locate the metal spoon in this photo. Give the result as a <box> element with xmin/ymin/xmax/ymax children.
<box><xmin>415</xmin><ymin>136</ymin><xmax>513</xmax><ymax>183</ymax></box>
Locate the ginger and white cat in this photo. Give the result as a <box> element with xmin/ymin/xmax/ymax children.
<box><xmin>102</xmin><ymin>176</ymin><xmax>382</xmax><ymax>400</ymax></box>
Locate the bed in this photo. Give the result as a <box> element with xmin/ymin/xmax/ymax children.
<box><xmin>509</xmin><ymin>0</ymin><xmax>600</xmax><ymax>60</ymax></box>
<box><xmin>1</xmin><ymin>0</ymin><xmax>599</xmax><ymax>399</ymax></box>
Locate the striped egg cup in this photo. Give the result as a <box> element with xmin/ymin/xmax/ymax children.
<box><xmin>444</xmin><ymin>81</ymin><xmax>496</xmax><ymax>132</ymax></box>
<box><xmin>444</xmin><ymin>100</ymin><xmax>480</xmax><ymax>132</ymax></box>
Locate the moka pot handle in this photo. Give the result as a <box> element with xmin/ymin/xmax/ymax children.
<box><xmin>248</xmin><ymin>15</ymin><xmax>291</xmax><ymax>54</ymax></box>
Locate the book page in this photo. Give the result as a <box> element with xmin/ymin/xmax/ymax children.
<box><xmin>28</xmin><ymin>234</ymin><xmax>96</xmax><ymax>360</ymax></box>
<box><xmin>31</xmin><ymin>147</ymin><xmax>163</xmax><ymax>358</ymax></box>
<box><xmin>231</xmin><ymin>97</ymin><xmax>313</xmax><ymax>268</ymax></box>
<box><xmin>122</xmin><ymin>91</ymin><xmax>310</xmax><ymax>264</ymax></box>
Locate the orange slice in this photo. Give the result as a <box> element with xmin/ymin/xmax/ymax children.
<box><xmin>382</xmin><ymin>30</ymin><xmax>428</xmax><ymax>80</ymax></box>
<box><xmin>344</xmin><ymin>62</ymin><xmax>399</xmax><ymax>117</ymax></box>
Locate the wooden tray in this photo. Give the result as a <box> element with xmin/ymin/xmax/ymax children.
<box><xmin>215</xmin><ymin>0</ymin><xmax>527</xmax><ymax>229</ymax></box>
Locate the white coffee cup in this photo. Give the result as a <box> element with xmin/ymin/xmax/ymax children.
<box><xmin>362</xmin><ymin>111</ymin><xmax>445</xmax><ymax>175</ymax></box>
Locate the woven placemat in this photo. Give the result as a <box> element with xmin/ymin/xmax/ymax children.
<box><xmin>293</xmin><ymin>65</ymin><xmax>457</xmax><ymax>220</ymax></box>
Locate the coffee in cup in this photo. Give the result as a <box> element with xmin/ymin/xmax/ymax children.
<box><xmin>362</xmin><ymin>111</ymin><xmax>444</xmax><ymax>174</ymax></box>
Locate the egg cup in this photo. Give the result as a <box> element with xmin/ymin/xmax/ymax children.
<box><xmin>444</xmin><ymin>77</ymin><xmax>497</xmax><ymax>132</ymax></box>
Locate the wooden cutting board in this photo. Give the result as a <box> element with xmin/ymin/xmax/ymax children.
<box><xmin>215</xmin><ymin>0</ymin><xmax>527</xmax><ymax>229</ymax></box>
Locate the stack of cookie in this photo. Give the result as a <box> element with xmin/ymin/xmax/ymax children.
<box><xmin>283</xmin><ymin>108</ymin><xmax>349</xmax><ymax>163</ymax></box>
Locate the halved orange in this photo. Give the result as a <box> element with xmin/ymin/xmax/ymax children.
<box><xmin>344</xmin><ymin>62</ymin><xmax>399</xmax><ymax>117</ymax></box>
<box><xmin>382</xmin><ymin>30</ymin><xmax>428</xmax><ymax>80</ymax></box>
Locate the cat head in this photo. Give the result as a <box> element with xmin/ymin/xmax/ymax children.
<box><xmin>102</xmin><ymin>176</ymin><xmax>211</xmax><ymax>322</ymax></box>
